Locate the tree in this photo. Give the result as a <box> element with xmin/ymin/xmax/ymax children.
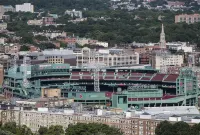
<box><xmin>16</xmin><ymin>125</ymin><xmax>33</xmax><ymax>135</ymax></box>
<box><xmin>65</xmin><ymin>123</ymin><xmax>123</xmax><ymax>135</ymax></box>
<box><xmin>190</xmin><ymin>123</ymin><xmax>200</xmax><ymax>135</ymax></box>
<box><xmin>34</xmin><ymin>35</ymin><xmax>48</xmax><ymax>41</ymax></box>
<box><xmin>46</xmin><ymin>125</ymin><xmax>64</xmax><ymax>135</ymax></box>
<box><xmin>2</xmin><ymin>122</ymin><xmax>17</xmax><ymax>134</ymax></box>
<box><xmin>173</xmin><ymin>121</ymin><xmax>190</xmax><ymax>135</ymax></box>
<box><xmin>0</xmin><ymin>129</ymin><xmax>15</xmax><ymax>135</ymax></box>
<box><xmin>20</xmin><ymin>45</ymin><xmax>30</xmax><ymax>51</ymax></box>
<box><xmin>155</xmin><ymin>121</ymin><xmax>174</xmax><ymax>135</ymax></box>
<box><xmin>36</xmin><ymin>43</ymin><xmax>57</xmax><ymax>50</ymax></box>
<box><xmin>38</xmin><ymin>126</ymin><xmax>48</xmax><ymax>135</ymax></box>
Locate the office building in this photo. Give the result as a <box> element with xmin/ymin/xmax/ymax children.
<box><xmin>0</xmin><ymin>106</ymin><xmax>198</xmax><ymax>135</ymax></box>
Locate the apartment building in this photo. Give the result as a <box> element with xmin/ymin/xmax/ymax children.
<box><xmin>151</xmin><ymin>52</ymin><xmax>184</xmax><ymax>70</ymax></box>
<box><xmin>16</xmin><ymin>3</ymin><xmax>34</xmax><ymax>13</ymax></box>
<box><xmin>0</xmin><ymin>108</ymin><xmax>197</xmax><ymax>135</ymax></box>
<box><xmin>0</xmin><ymin>109</ymin><xmax>161</xmax><ymax>135</ymax></box>
<box><xmin>175</xmin><ymin>14</ymin><xmax>200</xmax><ymax>24</ymax></box>
<box><xmin>76</xmin><ymin>47</ymin><xmax>139</xmax><ymax>67</ymax></box>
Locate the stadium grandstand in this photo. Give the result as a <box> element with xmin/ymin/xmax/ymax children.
<box><xmin>2</xmin><ymin>63</ymin><xmax>199</xmax><ymax>110</ymax></box>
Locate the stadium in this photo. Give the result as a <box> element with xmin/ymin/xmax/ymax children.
<box><xmin>2</xmin><ymin>63</ymin><xmax>199</xmax><ymax>110</ymax></box>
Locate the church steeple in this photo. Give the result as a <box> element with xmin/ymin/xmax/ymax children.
<box><xmin>160</xmin><ymin>24</ymin><xmax>166</xmax><ymax>49</ymax></box>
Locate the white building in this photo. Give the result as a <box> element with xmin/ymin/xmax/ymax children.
<box><xmin>27</xmin><ymin>19</ymin><xmax>42</xmax><ymax>26</ymax></box>
<box><xmin>96</xmin><ymin>42</ymin><xmax>109</xmax><ymax>47</ymax></box>
<box><xmin>152</xmin><ymin>53</ymin><xmax>184</xmax><ymax>70</ymax></box>
<box><xmin>169</xmin><ymin>46</ymin><xmax>193</xmax><ymax>53</ymax></box>
<box><xmin>76</xmin><ymin>47</ymin><xmax>139</xmax><ymax>67</ymax></box>
<box><xmin>16</xmin><ymin>3</ymin><xmax>34</xmax><ymax>13</ymax></box>
<box><xmin>65</xmin><ymin>9</ymin><xmax>82</xmax><ymax>18</ymax></box>
<box><xmin>0</xmin><ymin>38</ymin><xmax>5</xmax><ymax>44</ymax></box>
<box><xmin>0</xmin><ymin>23</ymin><xmax>7</xmax><ymax>30</ymax></box>
<box><xmin>166</xmin><ymin>42</ymin><xmax>193</xmax><ymax>53</ymax></box>
<box><xmin>33</xmin><ymin>31</ymin><xmax>66</xmax><ymax>39</ymax></box>
<box><xmin>76</xmin><ymin>38</ymin><xmax>89</xmax><ymax>46</ymax></box>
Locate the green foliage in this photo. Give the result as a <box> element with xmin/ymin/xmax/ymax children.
<box><xmin>173</xmin><ymin>121</ymin><xmax>190</xmax><ymax>135</ymax></box>
<box><xmin>155</xmin><ymin>121</ymin><xmax>200</xmax><ymax>135</ymax></box>
<box><xmin>0</xmin><ymin>0</ymin><xmax>110</xmax><ymax>14</ymax></box>
<box><xmin>3</xmin><ymin>122</ymin><xmax>17</xmax><ymax>134</ymax></box>
<box><xmin>65</xmin><ymin>123</ymin><xmax>123</xmax><ymax>135</ymax></box>
<box><xmin>20</xmin><ymin>45</ymin><xmax>30</xmax><ymax>51</ymax></box>
<box><xmin>1</xmin><ymin>122</ymin><xmax>33</xmax><ymax>135</ymax></box>
<box><xmin>60</xmin><ymin>42</ymin><xmax>67</xmax><ymax>48</ymax></box>
<box><xmin>16</xmin><ymin>125</ymin><xmax>33</xmax><ymax>135</ymax></box>
<box><xmin>36</xmin><ymin>42</ymin><xmax>57</xmax><ymax>50</ymax></box>
<box><xmin>4</xmin><ymin>1</ymin><xmax>200</xmax><ymax>46</ymax></box>
<box><xmin>155</xmin><ymin>121</ymin><xmax>174</xmax><ymax>135</ymax></box>
<box><xmin>190</xmin><ymin>123</ymin><xmax>200</xmax><ymax>135</ymax></box>
<box><xmin>0</xmin><ymin>129</ymin><xmax>15</xmax><ymax>135</ymax></box>
<box><xmin>34</xmin><ymin>35</ymin><xmax>48</xmax><ymax>41</ymax></box>
<box><xmin>46</xmin><ymin>125</ymin><xmax>64</xmax><ymax>135</ymax></box>
<box><xmin>20</xmin><ymin>35</ymin><xmax>34</xmax><ymax>44</ymax></box>
<box><xmin>38</xmin><ymin>126</ymin><xmax>48</xmax><ymax>135</ymax></box>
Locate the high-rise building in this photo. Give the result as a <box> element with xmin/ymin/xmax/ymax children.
<box><xmin>15</xmin><ymin>3</ymin><xmax>34</xmax><ymax>13</ymax></box>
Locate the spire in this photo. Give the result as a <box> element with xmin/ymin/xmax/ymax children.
<box><xmin>161</xmin><ymin>24</ymin><xmax>164</xmax><ymax>34</ymax></box>
<box><xmin>160</xmin><ymin>24</ymin><xmax>166</xmax><ymax>49</ymax></box>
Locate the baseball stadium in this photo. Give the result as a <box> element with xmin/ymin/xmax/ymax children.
<box><xmin>2</xmin><ymin>63</ymin><xmax>199</xmax><ymax>110</ymax></box>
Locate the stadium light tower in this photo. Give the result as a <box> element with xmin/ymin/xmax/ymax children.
<box><xmin>22</xmin><ymin>54</ymin><xmax>30</xmax><ymax>96</ymax></box>
<box><xmin>88</xmin><ymin>50</ymin><xmax>102</xmax><ymax>92</ymax></box>
<box><xmin>93</xmin><ymin>53</ymin><xmax>100</xmax><ymax>92</ymax></box>
<box><xmin>13</xmin><ymin>54</ymin><xmax>18</xmax><ymax>98</ymax></box>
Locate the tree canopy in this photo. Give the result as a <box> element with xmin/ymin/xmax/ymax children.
<box><xmin>0</xmin><ymin>122</ymin><xmax>123</xmax><ymax>135</ymax></box>
<box><xmin>65</xmin><ymin>123</ymin><xmax>123</xmax><ymax>135</ymax></box>
<box><xmin>155</xmin><ymin>121</ymin><xmax>200</xmax><ymax>135</ymax></box>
